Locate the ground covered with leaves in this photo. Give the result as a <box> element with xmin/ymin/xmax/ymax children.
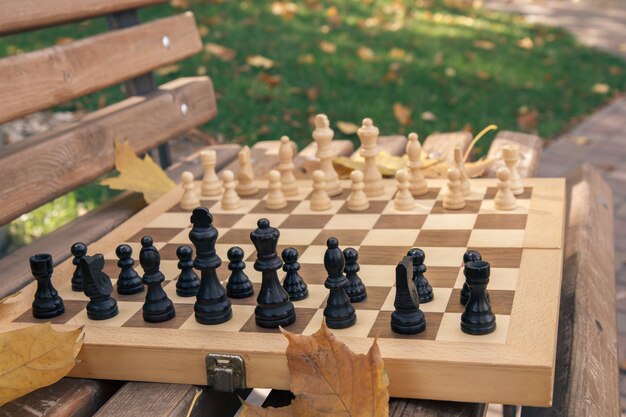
<box><xmin>2</xmin><ymin>0</ymin><xmax>625</xmax><ymax>249</ymax></box>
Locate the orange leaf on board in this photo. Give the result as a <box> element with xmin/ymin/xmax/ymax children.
<box><xmin>393</xmin><ymin>103</ymin><xmax>411</xmax><ymax>126</ymax></box>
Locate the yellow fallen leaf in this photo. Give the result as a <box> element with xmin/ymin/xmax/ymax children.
<box><xmin>388</xmin><ymin>47</ymin><xmax>406</xmax><ymax>60</ymax></box>
<box><xmin>247</xmin><ymin>55</ymin><xmax>275</xmax><ymax>69</ymax></box>
<box><xmin>336</xmin><ymin>121</ymin><xmax>359</xmax><ymax>135</ymax></box>
<box><xmin>155</xmin><ymin>64</ymin><xmax>181</xmax><ymax>76</ymax></box>
<box><xmin>421</xmin><ymin>111</ymin><xmax>437</xmax><ymax>121</ymax></box>
<box><xmin>517</xmin><ymin>37</ymin><xmax>534</xmax><ymax>49</ymax></box>
<box><xmin>55</xmin><ymin>37</ymin><xmax>74</xmax><ymax>46</ymax></box>
<box><xmin>592</xmin><ymin>83</ymin><xmax>610</xmax><ymax>94</ymax></box>
<box><xmin>473</xmin><ymin>39</ymin><xmax>495</xmax><ymax>50</ymax></box>
<box><xmin>297</xmin><ymin>54</ymin><xmax>315</xmax><ymax>64</ymax></box>
<box><xmin>572</xmin><ymin>136</ymin><xmax>591</xmax><ymax>145</ymax></box>
<box><xmin>0</xmin><ymin>292</ymin><xmax>20</xmax><ymax>304</ymax></box>
<box><xmin>319</xmin><ymin>41</ymin><xmax>337</xmax><ymax>54</ymax></box>
<box><xmin>0</xmin><ymin>324</ymin><xmax>83</xmax><ymax>405</ymax></box>
<box><xmin>170</xmin><ymin>0</ymin><xmax>189</xmax><ymax>8</ymax></box>
<box><xmin>271</xmin><ymin>2</ymin><xmax>298</xmax><ymax>20</ymax></box>
<box><xmin>205</xmin><ymin>43</ymin><xmax>236</xmax><ymax>61</ymax></box>
<box><xmin>101</xmin><ymin>140</ymin><xmax>175</xmax><ymax>203</ymax></box>
<box><xmin>357</xmin><ymin>46</ymin><xmax>375</xmax><ymax>61</ymax></box>
<box><xmin>393</xmin><ymin>103</ymin><xmax>412</xmax><ymax>126</ymax></box>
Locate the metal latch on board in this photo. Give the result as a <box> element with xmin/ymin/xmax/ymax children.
<box><xmin>206</xmin><ymin>354</ymin><xmax>246</xmax><ymax>392</ymax></box>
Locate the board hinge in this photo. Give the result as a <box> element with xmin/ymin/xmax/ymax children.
<box><xmin>206</xmin><ymin>354</ymin><xmax>246</xmax><ymax>392</ymax></box>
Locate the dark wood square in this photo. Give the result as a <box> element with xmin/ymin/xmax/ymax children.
<box><xmin>219</xmin><ymin>228</ymin><xmax>252</xmax><ymax>244</ymax></box>
<box><xmin>474</xmin><ymin>214</ymin><xmax>528</xmax><ymax>230</ymax></box>
<box><xmin>484</xmin><ymin>187</ymin><xmax>533</xmax><ymax>199</ymax></box>
<box><xmin>240</xmin><ymin>308</ymin><xmax>317</xmax><ymax>334</ymax></box>
<box><xmin>250</xmin><ymin>200</ymin><xmax>300</xmax><ymax>214</ymax></box>
<box><xmin>311</xmin><ymin>229</ymin><xmax>369</xmax><ymax>246</ymax></box>
<box><xmin>158</xmin><ymin>244</ymin><xmax>183</xmax><ymax>261</ymax></box>
<box><xmin>122</xmin><ymin>303</ymin><xmax>195</xmax><ymax>329</ymax></box>
<box><xmin>212</xmin><ymin>214</ymin><xmax>247</xmax><ymax>228</ymax></box>
<box><xmin>115</xmin><ymin>283</ymin><xmax>150</xmax><ymax>302</ymax></box>
<box><xmin>279</xmin><ymin>215</ymin><xmax>332</xmax><ymax>229</ymax></box>
<box><xmin>12</xmin><ymin>300</ymin><xmax>88</xmax><ymax>325</ymax></box>
<box><xmin>330</xmin><ymin>189</ymin><xmax>351</xmax><ymax>200</ymax></box>
<box><xmin>425</xmin><ymin>267</ymin><xmax>460</xmax><ymax>288</ymax></box>
<box><xmin>104</xmin><ymin>259</ymin><xmax>119</xmax><ymax>277</ymax></box>
<box><xmin>358</xmin><ymin>246</ymin><xmax>406</xmax><ymax>265</ymax></box>
<box><xmin>337</xmin><ymin>200</ymin><xmax>388</xmax><ymax>214</ymax></box>
<box><xmin>414</xmin><ymin>188</ymin><xmax>441</xmax><ymax>200</ymax></box>
<box><xmin>446</xmin><ymin>289</ymin><xmax>514</xmax><ymax>315</ymax></box>
<box><xmin>430</xmin><ymin>200</ymin><xmax>481</xmax><ymax>214</ymax></box>
<box><xmin>229</xmin><ymin>283</ymin><xmax>261</xmax><ymax>306</ymax></box>
<box><xmin>374</xmin><ymin>214</ymin><xmax>427</xmax><ymax>229</ymax></box>
<box><xmin>369</xmin><ymin>311</ymin><xmax>443</xmax><ymax>340</ymax></box>
<box><xmin>298</xmin><ymin>264</ymin><xmax>330</xmax><ymax>285</ymax></box>
<box><xmin>468</xmin><ymin>247</ymin><xmax>523</xmax><ymax>268</ymax></box>
<box><xmin>353</xmin><ymin>286</ymin><xmax>392</xmax><ymax>310</ymax></box>
<box><xmin>414</xmin><ymin>230</ymin><xmax>471</xmax><ymax>247</ymax></box>
<box><xmin>129</xmin><ymin>228</ymin><xmax>183</xmax><ymax>242</ymax></box>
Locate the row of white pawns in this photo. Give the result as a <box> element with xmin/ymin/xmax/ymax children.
<box><xmin>180</xmin><ymin>115</ymin><xmax>523</xmax><ymax>212</ymax></box>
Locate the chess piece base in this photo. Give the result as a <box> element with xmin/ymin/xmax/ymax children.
<box><xmin>32</xmin><ymin>298</ymin><xmax>65</xmax><ymax>319</ymax></box>
<box><xmin>143</xmin><ymin>304</ymin><xmax>176</xmax><ymax>323</ymax></box>
<box><xmin>325</xmin><ymin>313</ymin><xmax>357</xmax><ymax>329</ymax></box>
<box><xmin>255</xmin><ymin>303</ymin><xmax>296</xmax><ymax>328</ymax></box>
<box><xmin>117</xmin><ymin>280</ymin><xmax>144</xmax><ymax>295</ymax></box>
<box><xmin>176</xmin><ymin>283</ymin><xmax>200</xmax><ymax>297</ymax></box>
<box><xmin>87</xmin><ymin>299</ymin><xmax>119</xmax><ymax>321</ymax></box>
<box><xmin>443</xmin><ymin>200</ymin><xmax>466</xmax><ymax>210</ymax></box>
<box><xmin>391</xmin><ymin>310</ymin><xmax>426</xmax><ymax>335</ymax></box>
<box><xmin>461</xmin><ymin>316</ymin><xmax>496</xmax><ymax>335</ymax></box>
<box><xmin>195</xmin><ymin>300</ymin><xmax>233</xmax><ymax>325</ymax></box>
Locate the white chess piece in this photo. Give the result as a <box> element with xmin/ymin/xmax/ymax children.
<box><xmin>200</xmin><ymin>149</ymin><xmax>223</xmax><ymax>197</ymax></box>
<box><xmin>266</xmin><ymin>170</ymin><xmax>288</xmax><ymax>210</ymax></box>
<box><xmin>406</xmin><ymin>132</ymin><xmax>428</xmax><ymax>196</ymax></box>
<box><xmin>180</xmin><ymin>171</ymin><xmax>200</xmax><ymax>211</ymax></box>
<box><xmin>236</xmin><ymin>146</ymin><xmax>259</xmax><ymax>196</ymax></box>
<box><xmin>310</xmin><ymin>170</ymin><xmax>331</xmax><ymax>211</ymax></box>
<box><xmin>278</xmin><ymin>136</ymin><xmax>298</xmax><ymax>197</ymax></box>
<box><xmin>453</xmin><ymin>145</ymin><xmax>471</xmax><ymax>196</ymax></box>
<box><xmin>394</xmin><ymin>169</ymin><xmax>416</xmax><ymax>211</ymax></box>
<box><xmin>502</xmin><ymin>145</ymin><xmax>524</xmax><ymax>196</ymax></box>
<box><xmin>312</xmin><ymin>114</ymin><xmax>342</xmax><ymax>196</ymax></box>
<box><xmin>358</xmin><ymin>117</ymin><xmax>385</xmax><ymax>197</ymax></box>
<box><xmin>220</xmin><ymin>169</ymin><xmax>241</xmax><ymax>210</ymax></box>
<box><xmin>347</xmin><ymin>170</ymin><xmax>369</xmax><ymax>212</ymax></box>
<box><xmin>443</xmin><ymin>167</ymin><xmax>466</xmax><ymax>210</ymax></box>
<box><xmin>494</xmin><ymin>167</ymin><xmax>517</xmax><ymax>211</ymax></box>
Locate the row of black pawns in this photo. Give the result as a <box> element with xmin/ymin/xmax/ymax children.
<box><xmin>29</xmin><ymin>207</ymin><xmax>496</xmax><ymax>335</ymax></box>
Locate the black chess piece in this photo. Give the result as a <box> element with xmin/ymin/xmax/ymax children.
<box><xmin>226</xmin><ymin>246</ymin><xmax>254</xmax><ymax>299</ymax></box>
<box><xmin>79</xmin><ymin>254</ymin><xmax>119</xmax><ymax>320</ymax></box>
<box><xmin>343</xmin><ymin>247</ymin><xmax>366</xmax><ymax>303</ymax></box>
<box><xmin>461</xmin><ymin>260</ymin><xmax>496</xmax><ymax>335</ymax></box>
<box><xmin>281</xmin><ymin>247</ymin><xmax>308</xmax><ymax>301</ymax></box>
<box><xmin>407</xmin><ymin>248</ymin><xmax>433</xmax><ymax>303</ymax></box>
<box><xmin>30</xmin><ymin>253</ymin><xmax>64</xmax><ymax>319</ymax></box>
<box><xmin>323</xmin><ymin>237</ymin><xmax>356</xmax><ymax>329</ymax></box>
<box><xmin>189</xmin><ymin>207</ymin><xmax>232</xmax><ymax>324</ymax></box>
<box><xmin>251</xmin><ymin>218</ymin><xmax>296</xmax><ymax>328</ymax></box>
<box><xmin>139</xmin><ymin>236</ymin><xmax>176</xmax><ymax>323</ymax></box>
<box><xmin>176</xmin><ymin>245</ymin><xmax>201</xmax><ymax>297</ymax></box>
<box><xmin>460</xmin><ymin>250</ymin><xmax>482</xmax><ymax>305</ymax></box>
<box><xmin>115</xmin><ymin>244</ymin><xmax>144</xmax><ymax>295</ymax></box>
<box><xmin>70</xmin><ymin>242</ymin><xmax>87</xmax><ymax>292</ymax></box>
<box><xmin>391</xmin><ymin>256</ymin><xmax>426</xmax><ymax>335</ymax></box>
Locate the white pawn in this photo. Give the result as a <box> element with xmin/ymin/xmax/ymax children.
<box><xmin>406</xmin><ymin>132</ymin><xmax>428</xmax><ymax>196</ymax></box>
<box><xmin>394</xmin><ymin>169</ymin><xmax>416</xmax><ymax>211</ymax></box>
<box><xmin>453</xmin><ymin>145</ymin><xmax>471</xmax><ymax>196</ymax></box>
<box><xmin>347</xmin><ymin>170</ymin><xmax>369</xmax><ymax>212</ymax></box>
<box><xmin>200</xmin><ymin>149</ymin><xmax>223</xmax><ymax>197</ymax></box>
<box><xmin>310</xmin><ymin>170</ymin><xmax>331</xmax><ymax>211</ymax></box>
<box><xmin>278</xmin><ymin>136</ymin><xmax>298</xmax><ymax>197</ymax></box>
<box><xmin>236</xmin><ymin>146</ymin><xmax>259</xmax><ymax>196</ymax></box>
<box><xmin>443</xmin><ymin>167</ymin><xmax>466</xmax><ymax>210</ymax></box>
<box><xmin>502</xmin><ymin>145</ymin><xmax>524</xmax><ymax>196</ymax></box>
<box><xmin>266</xmin><ymin>170</ymin><xmax>288</xmax><ymax>210</ymax></box>
<box><xmin>220</xmin><ymin>170</ymin><xmax>241</xmax><ymax>210</ymax></box>
<box><xmin>494</xmin><ymin>167</ymin><xmax>517</xmax><ymax>211</ymax></box>
<box><xmin>180</xmin><ymin>171</ymin><xmax>200</xmax><ymax>211</ymax></box>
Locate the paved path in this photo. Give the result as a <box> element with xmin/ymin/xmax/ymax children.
<box><xmin>484</xmin><ymin>0</ymin><xmax>626</xmax><ymax>413</ymax></box>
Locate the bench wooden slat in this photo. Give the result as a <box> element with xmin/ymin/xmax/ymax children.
<box><xmin>0</xmin><ymin>13</ymin><xmax>202</xmax><ymax>124</ymax></box>
<box><xmin>0</xmin><ymin>0</ymin><xmax>168</xmax><ymax>36</ymax></box>
<box><xmin>522</xmin><ymin>164</ymin><xmax>618</xmax><ymax>416</ymax></box>
<box><xmin>0</xmin><ymin>76</ymin><xmax>217</xmax><ymax>226</ymax></box>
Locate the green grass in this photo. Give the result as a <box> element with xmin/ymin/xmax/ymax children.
<box><xmin>2</xmin><ymin>0</ymin><xmax>626</xmax><ymax>252</ymax></box>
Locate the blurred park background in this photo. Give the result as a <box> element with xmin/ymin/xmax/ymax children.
<box><xmin>1</xmin><ymin>0</ymin><xmax>625</xmax><ymax>254</ymax></box>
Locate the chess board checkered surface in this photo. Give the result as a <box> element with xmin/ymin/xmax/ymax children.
<box><xmin>1</xmin><ymin>177</ymin><xmax>566</xmax><ymax>406</ymax></box>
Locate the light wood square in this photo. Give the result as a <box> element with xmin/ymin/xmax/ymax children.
<box><xmin>57</xmin><ymin>284</ymin><xmax>89</xmax><ymax>301</ymax></box>
<box><xmin>292</xmin><ymin>284</ymin><xmax>327</xmax><ymax>309</ymax></box>
<box><xmin>179</xmin><ymin>305</ymin><xmax>255</xmax><ymax>332</ymax></box>
<box><xmin>169</xmin><ymin>227</ymin><xmax>192</xmax><ymax>244</ymax></box>
<box><xmin>381</xmin><ymin>288</ymin><xmax>395</xmax><ymax>311</ymax></box>
<box><xmin>479</xmin><ymin>199</ymin><xmax>531</xmax><ymax>214</ymax></box>
<box><xmin>231</xmin><ymin>213</ymin><xmax>290</xmax><ymax>229</ymax></box>
<box><xmin>421</xmin><ymin>214</ymin><xmax>477</xmax><ymax>230</ymax></box>
<box><xmin>104</xmin><ymin>241</ymin><xmax>165</xmax><ymax>260</ymax></box>
<box><xmin>324</xmin><ymin>214</ymin><xmax>380</xmax><ymax>230</ymax></box>
<box><xmin>359</xmin><ymin>265</ymin><xmax>397</xmax><ymax>287</ymax></box>
<box><xmin>468</xmin><ymin>230</ymin><xmax>526</xmax><ymax>248</ymax></box>
<box><xmin>361</xmin><ymin>229</ymin><xmax>420</xmax><ymax>247</ymax></box>
<box><xmin>163</xmin><ymin>281</ymin><xmax>196</xmax><ymax>304</ymax></box>
<box><xmin>65</xmin><ymin>301</ymin><xmax>143</xmax><ymax>327</ymax></box>
<box><xmin>302</xmin><ymin>309</ymin><xmax>379</xmax><ymax>337</ymax></box>
<box><xmin>148</xmin><ymin>212</ymin><xmax>192</xmax><ymax>229</ymax></box>
<box><xmin>368</xmin><ymin>185</ymin><xmax>395</xmax><ymax>201</ymax></box>
<box><xmin>299</xmin><ymin>245</ymin><xmax>330</xmax><ymax>264</ymax></box>
<box><xmin>453</xmin><ymin>268</ymin><xmax>519</xmax><ymax>291</ymax></box>
<box><xmin>278</xmin><ymin>229</ymin><xmax>320</xmax><ymax>246</ymax></box>
<box><xmin>285</xmin><ymin>187</ymin><xmax>313</xmax><ymax>201</ymax></box>
<box><xmin>420</xmin><ymin>288</ymin><xmax>453</xmax><ymax>313</ymax></box>
<box><xmin>381</xmin><ymin>200</ymin><xmax>435</xmax><ymax>215</ymax></box>
<box><xmin>291</xmin><ymin>200</ymin><xmax>343</xmax><ymax>215</ymax></box>
<box><xmin>420</xmin><ymin>247</ymin><xmax>468</xmax><ymax>267</ymax></box>
<box><xmin>161</xmin><ymin>260</ymin><xmax>180</xmax><ymax>279</ymax></box>
<box><xmin>209</xmin><ymin>198</ymin><xmax>260</xmax><ymax>214</ymax></box>
<box><xmin>436</xmin><ymin>313</ymin><xmax>510</xmax><ymax>344</ymax></box>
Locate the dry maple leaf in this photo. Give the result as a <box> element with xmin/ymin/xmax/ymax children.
<box><xmin>242</xmin><ymin>322</ymin><xmax>389</xmax><ymax>417</ymax></box>
<box><xmin>0</xmin><ymin>324</ymin><xmax>84</xmax><ymax>405</ymax></box>
<box><xmin>101</xmin><ymin>140</ymin><xmax>175</xmax><ymax>203</ymax></box>
<box><xmin>247</xmin><ymin>55</ymin><xmax>276</xmax><ymax>69</ymax></box>
<box><xmin>393</xmin><ymin>103</ymin><xmax>411</xmax><ymax>126</ymax></box>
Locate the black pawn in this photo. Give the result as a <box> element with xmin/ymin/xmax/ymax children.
<box><xmin>460</xmin><ymin>250</ymin><xmax>482</xmax><ymax>305</ymax></box>
<box><xmin>461</xmin><ymin>260</ymin><xmax>496</xmax><ymax>335</ymax></box>
<box><xmin>407</xmin><ymin>248</ymin><xmax>433</xmax><ymax>303</ymax></box>
<box><xmin>251</xmin><ymin>218</ymin><xmax>296</xmax><ymax>328</ymax></box>
<box><xmin>281</xmin><ymin>247</ymin><xmax>308</xmax><ymax>301</ymax></box>
<box><xmin>226</xmin><ymin>246</ymin><xmax>254</xmax><ymax>299</ymax></box>
<box><xmin>70</xmin><ymin>242</ymin><xmax>87</xmax><ymax>292</ymax></box>
<box><xmin>391</xmin><ymin>256</ymin><xmax>426</xmax><ymax>335</ymax></box>
<box><xmin>323</xmin><ymin>237</ymin><xmax>356</xmax><ymax>329</ymax></box>
<box><xmin>30</xmin><ymin>254</ymin><xmax>64</xmax><ymax>319</ymax></box>
<box><xmin>139</xmin><ymin>236</ymin><xmax>175</xmax><ymax>323</ymax></box>
<box><xmin>189</xmin><ymin>207</ymin><xmax>232</xmax><ymax>324</ymax></box>
<box><xmin>343</xmin><ymin>247</ymin><xmax>366</xmax><ymax>303</ymax></box>
<box><xmin>79</xmin><ymin>254</ymin><xmax>118</xmax><ymax>320</ymax></box>
<box><xmin>176</xmin><ymin>245</ymin><xmax>200</xmax><ymax>297</ymax></box>
<box><xmin>116</xmin><ymin>244</ymin><xmax>144</xmax><ymax>295</ymax></box>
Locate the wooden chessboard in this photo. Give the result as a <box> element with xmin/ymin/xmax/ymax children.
<box><xmin>0</xmin><ymin>176</ymin><xmax>566</xmax><ymax>406</ymax></box>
